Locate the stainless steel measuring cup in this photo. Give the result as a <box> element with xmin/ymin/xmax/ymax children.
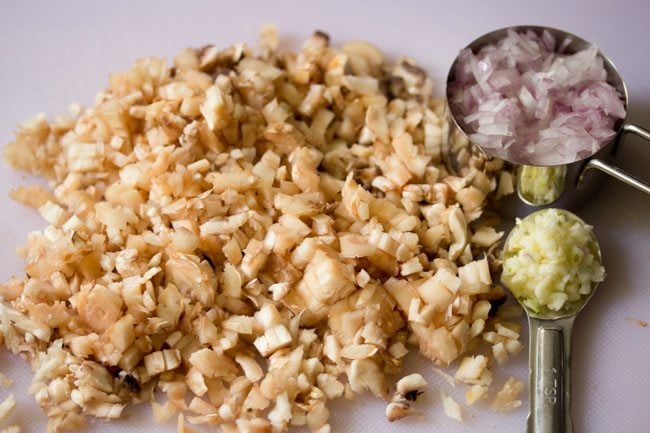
<box><xmin>444</xmin><ymin>25</ymin><xmax>650</xmax><ymax>217</ymax></box>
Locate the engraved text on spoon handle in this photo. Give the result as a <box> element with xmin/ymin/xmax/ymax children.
<box><xmin>528</xmin><ymin>316</ymin><xmax>575</xmax><ymax>433</ymax></box>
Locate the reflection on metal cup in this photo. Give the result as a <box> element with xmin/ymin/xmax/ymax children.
<box><xmin>517</xmin><ymin>165</ymin><xmax>567</xmax><ymax>206</ymax></box>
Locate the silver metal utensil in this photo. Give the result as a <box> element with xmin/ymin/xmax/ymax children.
<box><xmin>502</xmin><ymin>209</ymin><xmax>603</xmax><ymax>433</ymax></box>
<box><xmin>444</xmin><ymin>25</ymin><xmax>650</xmax><ymax>217</ymax></box>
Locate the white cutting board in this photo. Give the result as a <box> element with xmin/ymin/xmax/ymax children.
<box><xmin>0</xmin><ymin>1</ymin><xmax>649</xmax><ymax>432</ymax></box>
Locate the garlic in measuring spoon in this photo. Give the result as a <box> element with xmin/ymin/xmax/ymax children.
<box><xmin>501</xmin><ymin>208</ymin><xmax>604</xmax><ymax>433</ymax></box>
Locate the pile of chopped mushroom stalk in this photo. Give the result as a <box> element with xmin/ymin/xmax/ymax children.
<box><xmin>0</xmin><ymin>27</ymin><xmax>524</xmax><ymax>433</ymax></box>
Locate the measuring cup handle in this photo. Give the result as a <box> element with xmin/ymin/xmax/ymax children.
<box><xmin>528</xmin><ymin>317</ymin><xmax>575</xmax><ymax>433</ymax></box>
<box><xmin>623</xmin><ymin>123</ymin><xmax>650</xmax><ymax>141</ymax></box>
<box><xmin>578</xmin><ymin>123</ymin><xmax>650</xmax><ymax>195</ymax></box>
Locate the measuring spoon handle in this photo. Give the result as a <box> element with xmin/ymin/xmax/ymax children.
<box><xmin>527</xmin><ymin>316</ymin><xmax>576</xmax><ymax>433</ymax></box>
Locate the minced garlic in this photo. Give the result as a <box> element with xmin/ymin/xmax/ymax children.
<box><xmin>517</xmin><ymin>165</ymin><xmax>566</xmax><ymax>205</ymax></box>
<box><xmin>502</xmin><ymin>209</ymin><xmax>605</xmax><ymax>313</ymax></box>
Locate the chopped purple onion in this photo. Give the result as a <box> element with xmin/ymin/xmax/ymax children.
<box><xmin>449</xmin><ymin>29</ymin><xmax>626</xmax><ymax>165</ymax></box>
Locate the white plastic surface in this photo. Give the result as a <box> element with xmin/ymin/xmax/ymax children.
<box><xmin>0</xmin><ymin>1</ymin><xmax>649</xmax><ymax>432</ymax></box>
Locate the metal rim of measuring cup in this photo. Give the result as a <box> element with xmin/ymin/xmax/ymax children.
<box><xmin>444</xmin><ymin>25</ymin><xmax>650</xmax><ymax>197</ymax></box>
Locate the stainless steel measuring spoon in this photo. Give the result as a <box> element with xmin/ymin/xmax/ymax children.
<box><xmin>444</xmin><ymin>25</ymin><xmax>650</xmax><ymax>217</ymax></box>
<box><xmin>502</xmin><ymin>209</ymin><xmax>603</xmax><ymax>433</ymax></box>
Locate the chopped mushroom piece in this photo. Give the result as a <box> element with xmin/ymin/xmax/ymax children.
<box><xmin>10</xmin><ymin>185</ymin><xmax>55</xmax><ymax>209</ymax></box>
<box><xmin>177</xmin><ymin>413</ymin><xmax>202</xmax><ymax>433</ymax></box>
<box><xmin>492</xmin><ymin>378</ymin><xmax>525</xmax><ymax>412</ymax></box>
<box><xmin>465</xmin><ymin>384</ymin><xmax>489</xmax><ymax>405</ymax></box>
<box><xmin>340</xmin><ymin>344</ymin><xmax>378</xmax><ymax>360</ymax></box>
<box><xmin>144</xmin><ymin>349</ymin><xmax>182</xmax><ymax>376</ymax></box>
<box><xmin>492</xmin><ymin>342</ymin><xmax>509</xmax><ymax>365</ymax></box>
<box><xmin>386</xmin><ymin>401</ymin><xmax>418</xmax><ymax>422</ymax></box>
<box><xmin>268</xmin><ymin>392</ymin><xmax>292</xmax><ymax>431</ymax></box>
<box><xmin>455</xmin><ymin>355</ymin><xmax>488</xmax><ymax>384</ymax></box>
<box><xmin>396</xmin><ymin>373</ymin><xmax>428</xmax><ymax>398</ymax></box>
<box><xmin>385</xmin><ymin>373</ymin><xmax>428</xmax><ymax>422</ymax></box>
<box><xmin>349</xmin><ymin>359</ymin><xmax>389</xmax><ymax>399</ymax></box>
<box><xmin>317</xmin><ymin>374</ymin><xmax>345</xmax><ymax>399</ymax></box>
<box><xmin>439</xmin><ymin>390</ymin><xmax>463</xmax><ymax>421</ymax></box>
<box><xmin>235</xmin><ymin>355</ymin><xmax>264</xmax><ymax>382</ymax></box>
<box><xmin>253</xmin><ymin>324</ymin><xmax>293</xmax><ymax>357</ymax></box>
